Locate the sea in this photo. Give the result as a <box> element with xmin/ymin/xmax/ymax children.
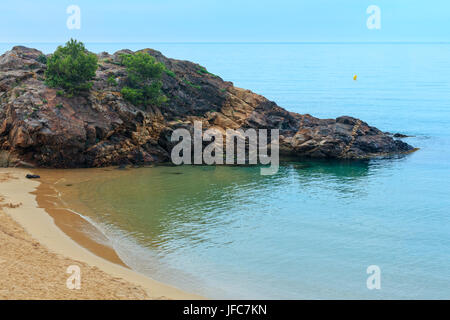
<box><xmin>2</xmin><ymin>42</ymin><xmax>449</xmax><ymax>299</ymax></box>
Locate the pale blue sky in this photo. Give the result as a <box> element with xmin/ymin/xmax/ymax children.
<box><xmin>1</xmin><ymin>0</ymin><xmax>449</xmax><ymax>43</ymax></box>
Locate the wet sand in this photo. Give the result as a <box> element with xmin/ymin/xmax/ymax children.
<box><xmin>33</xmin><ymin>177</ymin><xmax>127</xmax><ymax>267</ymax></box>
<box><xmin>0</xmin><ymin>168</ymin><xmax>202</xmax><ymax>300</ymax></box>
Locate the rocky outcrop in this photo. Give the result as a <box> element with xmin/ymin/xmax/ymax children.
<box><xmin>0</xmin><ymin>46</ymin><xmax>414</xmax><ymax>168</ymax></box>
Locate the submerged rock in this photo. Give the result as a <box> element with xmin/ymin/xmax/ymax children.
<box><xmin>0</xmin><ymin>46</ymin><xmax>415</xmax><ymax>168</ymax></box>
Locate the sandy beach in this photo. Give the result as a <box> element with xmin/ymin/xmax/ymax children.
<box><xmin>0</xmin><ymin>168</ymin><xmax>202</xmax><ymax>300</ymax></box>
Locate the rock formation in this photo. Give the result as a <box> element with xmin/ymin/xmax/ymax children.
<box><xmin>0</xmin><ymin>46</ymin><xmax>414</xmax><ymax>168</ymax></box>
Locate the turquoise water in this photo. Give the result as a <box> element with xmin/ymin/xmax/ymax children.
<box><xmin>4</xmin><ymin>43</ymin><xmax>450</xmax><ymax>298</ymax></box>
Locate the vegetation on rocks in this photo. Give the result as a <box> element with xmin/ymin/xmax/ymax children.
<box><xmin>36</xmin><ymin>54</ymin><xmax>47</xmax><ymax>64</ymax></box>
<box><xmin>44</xmin><ymin>39</ymin><xmax>98</xmax><ymax>94</ymax></box>
<box><xmin>183</xmin><ymin>79</ymin><xmax>201</xmax><ymax>90</ymax></box>
<box><xmin>119</xmin><ymin>52</ymin><xmax>167</xmax><ymax>108</ymax></box>
<box><xmin>165</xmin><ymin>69</ymin><xmax>176</xmax><ymax>78</ymax></box>
<box><xmin>107</xmin><ymin>75</ymin><xmax>118</xmax><ymax>86</ymax></box>
<box><xmin>0</xmin><ymin>45</ymin><xmax>415</xmax><ymax>168</ymax></box>
<box><xmin>196</xmin><ymin>66</ymin><xmax>216</xmax><ymax>77</ymax></box>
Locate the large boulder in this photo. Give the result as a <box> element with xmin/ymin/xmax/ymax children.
<box><xmin>0</xmin><ymin>46</ymin><xmax>415</xmax><ymax>168</ymax></box>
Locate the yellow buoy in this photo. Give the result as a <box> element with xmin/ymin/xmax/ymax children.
<box><xmin>353</xmin><ymin>75</ymin><xmax>357</xmax><ymax>81</ymax></box>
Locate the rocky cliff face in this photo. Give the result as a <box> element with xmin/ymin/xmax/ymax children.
<box><xmin>0</xmin><ymin>46</ymin><xmax>414</xmax><ymax>168</ymax></box>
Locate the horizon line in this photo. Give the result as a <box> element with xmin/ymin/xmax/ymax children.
<box><xmin>1</xmin><ymin>41</ymin><xmax>450</xmax><ymax>45</ymax></box>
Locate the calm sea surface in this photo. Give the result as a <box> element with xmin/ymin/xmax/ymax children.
<box><xmin>3</xmin><ymin>43</ymin><xmax>449</xmax><ymax>298</ymax></box>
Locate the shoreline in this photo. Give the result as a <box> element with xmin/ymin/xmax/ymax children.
<box><xmin>0</xmin><ymin>168</ymin><xmax>203</xmax><ymax>300</ymax></box>
<box><xmin>32</xmin><ymin>174</ymin><xmax>128</xmax><ymax>268</ymax></box>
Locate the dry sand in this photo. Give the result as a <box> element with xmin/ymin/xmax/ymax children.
<box><xmin>0</xmin><ymin>168</ymin><xmax>202</xmax><ymax>300</ymax></box>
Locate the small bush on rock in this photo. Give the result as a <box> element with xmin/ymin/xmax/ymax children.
<box><xmin>36</xmin><ymin>54</ymin><xmax>47</xmax><ymax>64</ymax></box>
<box><xmin>120</xmin><ymin>52</ymin><xmax>167</xmax><ymax>108</ymax></box>
<box><xmin>107</xmin><ymin>75</ymin><xmax>118</xmax><ymax>86</ymax></box>
<box><xmin>45</xmin><ymin>39</ymin><xmax>98</xmax><ymax>94</ymax></box>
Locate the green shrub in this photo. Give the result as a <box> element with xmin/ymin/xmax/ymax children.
<box><xmin>56</xmin><ymin>89</ymin><xmax>64</xmax><ymax>96</ymax></box>
<box><xmin>197</xmin><ymin>67</ymin><xmax>208</xmax><ymax>75</ymax></box>
<box><xmin>165</xmin><ymin>69</ymin><xmax>176</xmax><ymax>78</ymax></box>
<box><xmin>183</xmin><ymin>79</ymin><xmax>201</xmax><ymax>90</ymax></box>
<box><xmin>121</xmin><ymin>82</ymin><xmax>167</xmax><ymax>106</ymax></box>
<box><xmin>120</xmin><ymin>52</ymin><xmax>167</xmax><ymax>107</ymax></box>
<box><xmin>45</xmin><ymin>39</ymin><xmax>98</xmax><ymax>94</ymax></box>
<box><xmin>107</xmin><ymin>75</ymin><xmax>118</xmax><ymax>86</ymax></box>
<box><xmin>120</xmin><ymin>87</ymin><xmax>143</xmax><ymax>105</ymax></box>
<box><xmin>37</xmin><ymin>54</ymin><xmax>47</xmax><ymax>64</ymax></box>
<box><xmin>55</xmin><ymin>103</ymin><xmax>64</xmax><ymax>109</ymax></box>
<box><xmin>197</xmin><ymin>66</ymin><xmax>216</xmax><ymax>77</ymax></box>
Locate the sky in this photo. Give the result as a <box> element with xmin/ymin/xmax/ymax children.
<box><xmin>1</xmin><ymin>0</ymin><xmax>449</xmax><ymax>43</ymax></box>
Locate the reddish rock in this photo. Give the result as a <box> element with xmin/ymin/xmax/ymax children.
<box><xmin>0</xmin><ymin>46</ymin><xmax>415</xmax><ymax>168</ymax></box>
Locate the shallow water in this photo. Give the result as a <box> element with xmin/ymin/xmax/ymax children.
<box><xmin>8</xmin><ymin>43</ymin><xmax>450</xmax><ymax>298</ymax></box>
